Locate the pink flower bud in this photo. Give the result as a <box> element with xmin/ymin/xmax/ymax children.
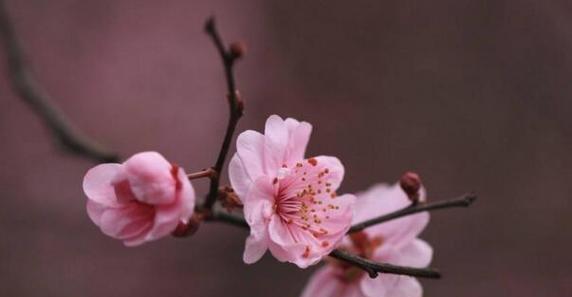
<box><xmin>83</xmin><ymin>152</ymin><xmax>196</xmax><ymax>246</ymax></box>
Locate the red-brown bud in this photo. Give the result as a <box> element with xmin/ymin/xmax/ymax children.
<box><xmin>229</xmin><ymin>41</ymin><xmax>246</xmax><ymax>59</ymax></box>
<box><xmin>171</xmin><ymin>214</ymin><xmax>202</xmax><ymax>237</ymax></box>
<box><xmin>219</xmin><ymin>186</ymin><xmax>243</xmax><ymax>212</ymax></box>
<box><xmin>399</xmin><ymin>171</ymin><xmax>422</xmax><ymax>203</ymax></box>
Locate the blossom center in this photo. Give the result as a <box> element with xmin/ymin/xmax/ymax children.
<box><xmin>272</xmin><ymin>158</ymin><xmax>341</xmax><ymax>255</ymax></box>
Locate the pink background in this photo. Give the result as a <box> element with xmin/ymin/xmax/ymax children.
<box><xmin>0</xmin><ymin>0</ymin><xmax>570</xmax><ymax>296</ymax></box>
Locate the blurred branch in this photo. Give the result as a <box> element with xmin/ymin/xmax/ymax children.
<box><xmin>202</xmin><ymin>17</ymin><xmax>244</xmax><ymax>210</ymax></box>
<box><xmin>207</xmin><ymin>211</ymin><xmax>249</xmax><ymax>229</ymax></box>
<box><xmin>0</xmin><ymin>0</ymin><xmax>119</xmax><ymax>163</ymax></box>
<box><xmin>329</xmin><ymin>249</ymin><xmax>441</xmax><ymax>279</ymax></box>
<box><xmin>348</xmin><ymin>193</ymin><xmax>477</xmax><ymax>234</ymax></box>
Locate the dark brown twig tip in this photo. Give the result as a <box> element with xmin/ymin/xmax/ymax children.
<box><xmin>204</xmin><ymin>17</ymin><xmax>216</xmax><ymax>34</ymax></box>
<box><xmin>462</xmin><ymin>193</ymin><xmax>478</xmax><ymax>206</ymax></box>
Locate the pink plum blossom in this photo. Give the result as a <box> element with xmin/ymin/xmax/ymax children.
<box><xmin>229</xmin><ymin>115</ymin><xmax>356</xmax><ymax>268</ymax></box>
<box><xmin>83</xmin><ymin>151</ymin><xmax>196</xmax><ymax>246</ymax></box>
<box><xmin>300</xmin><ymin>183</ymin><xmax>432</xmax><ymax>297</ymax></box>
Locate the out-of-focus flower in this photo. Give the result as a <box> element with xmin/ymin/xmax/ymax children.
<box><xmin>229</xmin><ymin>115</ymin><xmax>355</xmax><ymax>268</ymax></box>
<box><xmin>83</xmin><ymin>151</ymin><xmax>195</xmax><ymax>246</ymax></box>
<box><xmin>300</xmin><ymin>183</ymin><xmax>432</xmax><ymax>297</ymax></box>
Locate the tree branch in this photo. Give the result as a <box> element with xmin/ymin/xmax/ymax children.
<box><xmin>349</xmin><ymin>193</ymin><xmax>477</xmax><ymax>234</ymax></box>
<box><xmin>205</xmin><ymin>211</ymin><xmax>439</xmax><ymax>279</ymax></box>
<box><xmin>0</xmin><ymin>0</ymin><xmax>119</xmax><ymax>163</ymax></box>
<box><xmin>329</xmin><ymin>249</ymin><xmax>441</xmax><ymax>279</ymax></box>
<box><xmin>202</xmin><ymin>17</ymin><xmax>244</xmax><ymax>210</ymax></box>
<box><xmin>187</xmin><ymin>168</ymin><xmax>216</xmax><ymax>180</ymax></box>
<box><xmin>207</xmin><ymin>211</ymin><xmax>249</xmax><ymax>229</ymax></box>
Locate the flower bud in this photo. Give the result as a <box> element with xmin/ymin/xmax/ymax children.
<box><xmin>219</xmin><ymin>186</ymin><xmax>243</xmax><ymax>212</ymax></box>
<box><xmin>172</xmin><ymin>214</ymin><xmax>202</xmax><ymax>237</ymax></box>
<box><xmin>399</xmin><ymin>171</ymin><xmax>422</xmax><ymax>203</ymax></box>
<box><xmin>229</xmin><ymin>41</ymin><xmax>246</xmax><ymax>59</ymax></box>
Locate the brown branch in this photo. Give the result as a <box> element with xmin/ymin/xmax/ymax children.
<box><xmin>202</xmin><ymin>17</ymin><xmax>244</xmax><ymax>210</ymax></box>
<box><xmin>187</xmin><ymin>168</ymin><xmax>216</xmax><ymax>180</ymax></box>
<box><xmin>206</xmin><ymin>212</ymin><xmax>439</xmax><ymax>279</ymax></box>
<box><xmin>0</xmin><ymin>1</ymin><xmax>119</xmax><ymax>163</ymax></box>
<box><xmin>349</xmin><ymin>193</ymin><xmax>477</xmax><ymax>234</ymax></box>
<box><xmin>329</xmin><ymin>249</ymin><xmax>441</xmax><ymax>279</ymax></box>
<box><xmin>207</xmin><ymin>211</ymin><xmax>250</xmax><ymax>229</ymax></box>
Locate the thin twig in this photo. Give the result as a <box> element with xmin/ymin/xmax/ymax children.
<box><xmin>349</xmin><ymin>193</ymin><xmax>477</xmax><ymax>234</ymax></box>
<box><xmin>187</xmin><ymin>168</ymin><xmax>216</xmax><ymax>180</ymax></box>
<box><xmin>330</xmin><ymin>249</ymin><xmax>441</xmax><ymax>279</ymax></box>
<box><xmin>0</xmin><ymin>1</ymin><xmax>119</xmax><ymax>163</ymax></box>
<box><xmin>202</xmin><ymin>17</ymin><xmax>244</xmax><ymax>210</ymax></box>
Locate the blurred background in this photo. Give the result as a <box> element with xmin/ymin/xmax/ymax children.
<box><xmin>0</xmin><ymin>0</ymin><xmax>570</xmax><ymax>296</ymax></box>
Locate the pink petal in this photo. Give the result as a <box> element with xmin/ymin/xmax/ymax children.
<box><xmin>385</xmin><ymin>277</ymin><xmax>422</xmax><ymax>297</ymax></box>
<box><xmin>263</xmin><ymin>115</ymin><xmax>289</xmax><ymax>173</ymax></box>
<box><xmin>284</xmin><ymin>118</ymin><xmax>312</xmax><ymax>163</ymax></box>
<box><xmin>360</xmin><ymin>273</ymin><xmax>400</xmax><ymax>297</ymax></box>
<box><xmin>313</xmin><ymin>156</ymin><xmax>345</xmax><ymax>191</ymax></box>
<box><xmin>86</xmin><ymin>200</ymin><xmax>106</xmax><ymax>226</ymax></box>
<box><xmin>123</xmin><ymin>151</ymin><xmax>176</xmax><ymax>205</ymax></box>
<box><xmin>267</xmin><ymin>215</ymin><xmax>310</xmax><ymax>267</ymax></box>
<box><xmin>308</xmin><ymin>193</ymin><xmax>356</xmax><ymax>249</ymax></box>
<box><xmin>243</xmin><ymin>233</ymin><xmax>268</xmax><ymax>264</ymax></box>
<box><xmin>146</xmin><ymin>168</ymin><xmax>195</xmax><ymax>242</ymax></box>
<box><xmin>353</xmin><ymin>183</ymin><xmax>429</xmax><ymax>249</ymax></box>
<box><xmin>228</xmin><ymin>154</ymin><xmax>253</xmax><ymax>201</ymax></box>
<box><xmin>300</xmin><ymin>266</ymin><xmax>354</xmax><ymax>297</ymax></box>
<box><xmin>110</xmin><ymin>172</ymin><xmax>137</xmax><ymax>204</ymax></box>
<box><xmin>83</xmin><ymin>163</ymin><xmax>122</xmax><ymax>206</ymax></box>
<box><xmin>243</xmin><ymin>176</ymin><xmax>275</xmax><ymax>227</ymax></box>
<box><xmin>98</xmin><ymin>203</ymin><xmax>154</xmax><ymax>239</ymax></box>
<box><xmin>174</xmin><ymin>166</ymin><xmax>196</xmax><ymax>222</ymax></box>
<box><xmin>392</xmin><ymin>239</ymin><xmax>433</xmax><ymax>268</ymax></box>
<box><xmin>241</xmin><ymin>176</ymin><xmax>275</xmax><ymax>264</ymax></box>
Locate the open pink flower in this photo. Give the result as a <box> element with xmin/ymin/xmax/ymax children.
<box><xmin>83</xmin><ymin>151</ymin><xmax>195</xmax><ymax>246</ymax></box>
<box><xmin>300</xmin><ymin>183</ymin><xmax>432</xmax><ymax>297</ymax></box>
<box><xmin>229</xmin><ymin>115</ymin><xmax>355</xmax><ymax>268</ymax></box>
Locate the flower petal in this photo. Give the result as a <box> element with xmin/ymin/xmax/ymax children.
<box><xmin>267</xmin><ymin>215</ymin><xmax>310</xmax><ymax>267</ymax></box>
<box><xmin>284</xmin><ymin>118</ymin><xmax>312</xmax><ymax>163</ymax></box>
<box><xmin>244</xmin><ymin>176</ymin><xmax>275</xmax><ymax>227</ymax></box>
<box><xmin>83</xmin><ymin>163</ymin><xmax>122</xmax><ymax>206</ymax></box>
<box><xmin>392</xmin><ymin>239</ymin><xmax>433</xmax><ymax>268</ymax></box>
<box><xmin>243</xmin><ymin>233</ymin><xmax>268</xmax><ymax>264</ymax></box>
<box><xmin>353</xmin><ymin>183</ymin><xmax>429</xmax><ymax>249</ymax></box>
<box><xmin>301</xmin><ymin>266</ymin><xmax>355</xmax><ymax>297</ymax></box>
<box><xmin>228</xmin><ymin>154</ymin><xmax>253</xmax><ymax>201</ymax></box>
<box><xmin>98</xmin><ymin>203</ymin><xmax>154</xmax><ymax>239</ymax></box>
<box><xmin>175</xmin><ymin>167</ymin><xmax>196</xmax><ymax>222</ymax></box>
<box><xmin>123</xmin><ymin>151</ymin><xmax>175</xmax><ymax>205</ymax></box>
<box><xmin>313</xmin><ymin>156</ymin><xmax>345</xmax><ymax>191</ymax></box>
<box><xmin>385</xmin><ymin>277</ymin><xmax>423</xmax><ymax>297</ymax></box>
<box><xmin>360</xmin><ymin>273</ymin><xmax>400</xmax><ymax>297</ymax></box>
<box><xmin>86</xmin><ymin>200</ymin><xmax>106</xmax><ymax>226</ymax></box>
<box><xmin>235</xmin><ymin>130</ymin><xmax>266</xmax><ymax>182</ymax></box>
<box><xmin>264</xmin><ymin>115</ymin><xmax>289</xmax><ymax>173</ymax></box>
